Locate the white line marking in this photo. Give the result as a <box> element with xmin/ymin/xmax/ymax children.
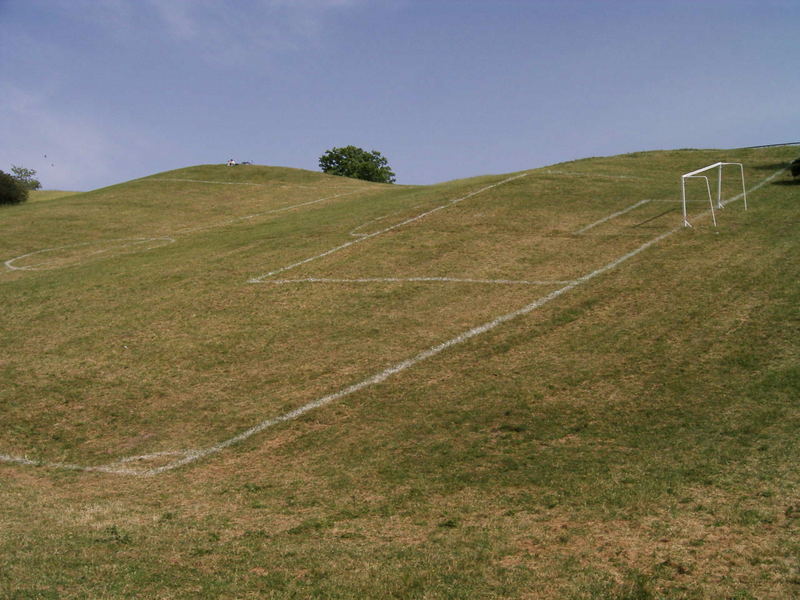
<box><xmin>248</xmin><ymin>174</ymin><xmax>529</xmax><ymax>283</ymax></box>
<box><xmin>0</xmin><ymin>164</ymin><xmax>786</xmax><ymax>476</ymax></box>
<box><xmin>4</xmin><ymin>238</ymin><xmax>176</xmax><ymax>271</ymax></box>
<box><xmin>575</xmin><ymin>199</ymin><xmax>653</xmax><ymax>234</ymax></box>
<box><xmin>348</xmin><ymin>203</ymin><xmax>428</xmax><ymax>238</ymax></box>
<box><xmin>145</xmin><ymin>230</ymin><xmax>680</xmax><ymax>476</ymax></box>
<box><xmin>173</xmin><ymin>191</ymin><xmax>357</xmax><ymax>235</ymax></box>
<box><xmin>113</xmin><ymin>451</ymin><xmax>196</xmax><ymax>464</ymax></box>
<box><xmin>264</xmin><ymin>277</ymin><xmax>574</xmax><ymax>286</ymax></box>
<box><xmin>3</xmin><ymin>190</ymin><xmax>357</xmax><ymax>272</ymax></box>
<box><xmin>0</xmin><ymin>453</ymin><xmax>145</xmax><ymax>476</ymax></box>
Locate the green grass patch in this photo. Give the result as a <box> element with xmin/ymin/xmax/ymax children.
<box><xmin>1</xmin><ymin>148</ymin><xmax>798</xmax><ymax>598</ymax></box>
<box><xmin>28</xmin><ymin>190</ymin><xmax>82</xmax><ymax>203</ymax></box>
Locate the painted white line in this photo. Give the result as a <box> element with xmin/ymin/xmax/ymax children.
<box><xmin>146</xmin><ymin>230</ymin><xmax>680</xmax><ymax>475</ymax></box>
<box><xmin>3</xmin><ymin>190</ymin><xmax>357</xmax><ymax>272</ymax></box>
<box><xmin>348</xmin><ymin>204</ymin><xmax>428</xmax><ymax>238</ymax></box>
<box><xmin>248</xmin><ymin>174</ymin><xmax>529</xmax><ymax>283</ymax></box>
<box><xmin>349</xmin><ymin>216</ymin><xmax>387</xmax><ymax>238</ymax></box>
<box><xmin>0</xmin><ymin>449</ymin><xmax>199</xmax><ymax>476</ymax></box>
<box><xmin>0</xmin><ymin>234</ymin><xmax>697</xmax><ymax>475</ymax></box>
<box><xmin>0</xmin><ymin>453</ymin><xmax>145</xmax><ymax>476</ymax></box>
<box><xmin>174</xmin><ymin>191</ymin><xmax>358</xmax><ymax>235</ymax></box>
<box><xmin>575</xmin><ymin>199</ymin><xmax>653</xmax><ymax>234</ymax></box>
<box><xmin>0</xmin><ymin>165</ymin><xmax>786</xmax><ymax>476</ymax></box>
<box><xmin>4</xmin><ymin>238</ymin><xmax>176</xmax><ymax>272</ymax></box>
<box><xmin>263</xmin><ymin>277</ymin><xmax>574</xmax><ymax>286</ymax></box>
<box><xmin>113</xmin><ymin>450</ymin><xmax>196</xmax><ymax>465</ymax></box>
<box><xmin>127</xmin><ymin>163</ymin><xmax>798</xmax><ymax>475</ymax></box>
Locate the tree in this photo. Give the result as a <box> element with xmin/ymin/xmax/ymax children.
<box><xmin>0</xmin><ymin>170</ymin><xmax>28</xmax><ymax>205</ymax></box>
<box><xmin>319</xmin><ymin>146</ymin><xmax>396</xmax><ymax>183</ymax></box>
<box><xmin>10</xmin><ymin>165</ymin><xmax>41</xmax><ymax>191</ymax></box>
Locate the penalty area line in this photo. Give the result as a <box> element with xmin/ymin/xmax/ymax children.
<box><xmin>575</xmin><ymin>199</ymin><xmax>653</xmax><ymax>234</ymax></box>
<box><xmin>247</xmin><ymin>173</ymin><xmax>529</xmax><ymax>283</ymax></box>
<box><xmin>173</xmin><ymin>191</ymin><xmax>358</xmax><ymax>235</ymax></box>
<box><xmin>122</xmin><ymin>162</ymin><xmax>797</xmax><ymax>476</ymax></box>
<box><xmin>148</xmin><ymin>226</ymin><xmax>680</xmax><ymax>476</ymax></box>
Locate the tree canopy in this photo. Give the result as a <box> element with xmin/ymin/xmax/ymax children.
<box><xmin>0</xmin><ymin>170</ymin><xmax>28</xmax><ymax>205</ymax></box>
<box><xmin>10</xmin><ymin>165</ymin><xmax>41</xmax><ymax>191</ymax></box>
<box><xmin>318</xmin><ymin>146</ymin><xmax>396</xmax><ymax>184</ymax></box>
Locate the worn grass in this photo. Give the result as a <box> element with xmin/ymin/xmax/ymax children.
<box><xmin>1</xmin><ymin>148</ymin><xmax>798</xmax><ymax>598</ymax></box>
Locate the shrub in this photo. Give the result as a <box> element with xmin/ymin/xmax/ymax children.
<box><xmin>0</xmin><ymin>170</ymin><xmax>28</xmax><ymax>205</ymax></box>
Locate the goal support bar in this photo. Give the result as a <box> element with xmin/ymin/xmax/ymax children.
<box><xmin>680</xmin><ymin>162</ymin><xmax>746</xmax><ymax>227</ymax></box>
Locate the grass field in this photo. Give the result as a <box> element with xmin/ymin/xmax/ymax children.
<box><xmin>27</xmin><ymin>190</ymin><xmax>82</xmax><ymax>204</ymax></box>
<box><xmin>1</xmin><ymin>147</ymin><xmax>798</xmax><ymax>598</ymax></box>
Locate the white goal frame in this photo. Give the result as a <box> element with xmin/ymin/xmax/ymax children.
<box><xmin>681</xmin><ymin>162</ymin><xmax>746</xmax><ymax>227</ymax></box>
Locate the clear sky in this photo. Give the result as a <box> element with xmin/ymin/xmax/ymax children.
<box><xmin>1</xmin><ymin>0</ymin><xmax>798</xmax><ymax>190</ymax></box>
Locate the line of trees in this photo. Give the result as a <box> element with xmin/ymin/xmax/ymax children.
<box><xmin>0</xmin><ymin>165</ymin><xmax>41</xmax><ymax>205</ymax></box>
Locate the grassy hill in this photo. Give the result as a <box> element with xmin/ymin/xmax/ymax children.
<box><xmin>1</xmin><ymin>148</ymin><xmax>798</xmax><ymax>598</ymax></box>
<box><xmin>28</xmin><ymin>190</ymin><xmax>81</xmax><ymax>203</ymax></box>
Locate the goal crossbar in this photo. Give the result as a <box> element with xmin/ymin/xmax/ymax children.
<box><xmin>680</xmin><ymin>162</ymin><xmax>746</xmax><ymax>227</ymax></box>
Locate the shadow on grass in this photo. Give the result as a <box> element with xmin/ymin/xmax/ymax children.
<box><xmin>771</xmin><ymin>179</ymin><xmax>800</xmax><ymax>186</ymax></box>
<box><xmin>750</xmin><ymin>162</ymin><xmax>791</xmax><ymax>171</ymax></box>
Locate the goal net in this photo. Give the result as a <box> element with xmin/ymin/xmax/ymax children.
<box><xmin>680</xmin><ymin>162</ymin><xmax>746</xmax><ymax>227</ymax></box>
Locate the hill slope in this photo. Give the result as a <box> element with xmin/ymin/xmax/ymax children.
<box><xmin>1</xmin><ymin>148</ymin><xmax>798</xmax><ymax>598</ymax></box>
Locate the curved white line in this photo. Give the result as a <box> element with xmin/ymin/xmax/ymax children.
<box><xmin>3</xmin><ymin>189</ymin><xmax>357</xmax><ymax>273</ymax></box>
<box><xmin>4</xmin><ymin>237</ymin><xmax>176</xmax><ymax>271</ymax></box>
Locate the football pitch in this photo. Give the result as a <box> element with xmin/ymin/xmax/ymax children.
<box><xmin>0</xmin><ymin>148</ymin><xmax>791</xmax><ymax>475</ymax></box>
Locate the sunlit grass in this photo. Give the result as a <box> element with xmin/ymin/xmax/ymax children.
<box><xmin>1</xmin><ymin>148</ymin><xmax>798</xmax><ymax>598</ymax></box>
<box><xmin>28</xmin><ymin>189</ymin><xmax>81</xmax><ymax>203</ymax></box>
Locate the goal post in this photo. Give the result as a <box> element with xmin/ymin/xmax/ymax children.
<box><xmin>680</xmin><ymin>162</ymin><xmax>746</xmax><ymax>227</ymax></box>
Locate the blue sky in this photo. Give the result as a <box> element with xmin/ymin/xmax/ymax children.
<box><xmin>1</xmin><ymin>0</ymin><xmax>797</xmax><ymax>190</ymax></box>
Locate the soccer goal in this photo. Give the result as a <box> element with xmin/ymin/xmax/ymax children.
<box><xmin>680</xmin><ymin>162</ymin><xmax>746</xmax><ymax>227</ymax></box>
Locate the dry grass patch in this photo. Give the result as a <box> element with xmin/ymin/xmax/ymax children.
<box><xmin>1</xmin><ymin>147</ymin><xmax>798</xmax><ymax>598</ymax></box>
